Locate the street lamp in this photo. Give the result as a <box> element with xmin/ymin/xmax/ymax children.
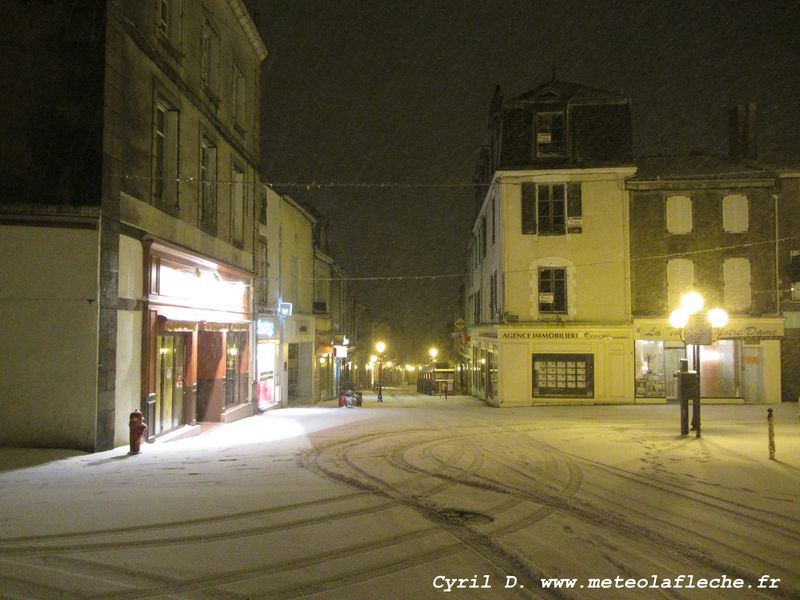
<box><xmin>429</xmin><ymin>347</ymin><xmax>438</xmax><ymax>395</ymax></box>
<box><xmin>376</xmin><ymin>341</ymin><xmax>386</xmax><ymax>401</ymax></box>
<box><xmin>669</xmin><ymin>291</ymin><xmax>728</xmax><ymax>437</ymax></box>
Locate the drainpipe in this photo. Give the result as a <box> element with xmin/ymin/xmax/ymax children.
<box><xmin>774</xmin><ymin>191</ymin><xmax>780</xmax><ymax>313</ymax></box>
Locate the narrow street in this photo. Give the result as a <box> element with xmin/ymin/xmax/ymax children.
<box><xmin>0</xmin><ymin>390</ymin><xmax>798</xmax><ymax>599</ymax></box>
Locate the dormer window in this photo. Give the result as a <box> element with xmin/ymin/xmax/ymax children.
<box><xmin>535</xmin><ymin>111</ymin><xmax>565</xmax><ymax>157</ymax></box>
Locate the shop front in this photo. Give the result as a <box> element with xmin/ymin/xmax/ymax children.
<box><xmin>482</xmin><ymin>325</ymin><xmax>634</xmax><ymax>407</ymax></box>
<box><xmin>256</xmin><ymin>316</ymin><xmax>280</xmax><ymax>410</ymax></box>
<box><xmin>469</xmin><ymin>333</ymin><xmax>499</xmax><ymax>405</ymax></box>
<box><xmin>317</xmin><ymin>339</ymin><xmax>334</xmax><ymax>400</ymax></box>
<box><xmin>633</xmin><ymin>317</ymin><xmax>783</xmax><ymax>403</ymax></box>
<box><xmin>144</xmin><ymin>241</ymin><xmax>253</xmax><ymax>438</ymax></box>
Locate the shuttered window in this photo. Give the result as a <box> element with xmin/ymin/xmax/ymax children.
<box><xmin>567</xmin><ymin>182</ymin><xmax>582</xmax><ymax>233</ymax></box>
<box><xmin>667</xmin><ymin>259</ymin><xmax>694</xmax><ymax>309</ymax></box>
<box><xmin>722</xmin><ymin>194</ymin><xmax>749</xmax><ymax>233</ymax></box>
<box><xmin>724</xmin><ymin>258</ymin><xmax>751</xmax><ymax>311</ymax></box>
<box><xmin>521</xmin><ymin>182</ymin><xmax>536</xmax><ymax>234</ymax></box>
<box><xmin>666</xmin><ymin>196</ymin><xmax>692</xmax><ymax>234</ymax></box>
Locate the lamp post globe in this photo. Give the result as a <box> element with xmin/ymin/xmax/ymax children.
<box><xmin>680</xmin><ymin>291</ymin><xmax>704</xmax><ymax>314</ymax></box>
<box><xmin>707</xmin><ymin>308</ymin><xmax>729</xmax><ymax>328</ymax></box>
<box><xmin>669</xmin><ymin>308</ymin><xmax>689</xmax><ymax>329</ymax></box>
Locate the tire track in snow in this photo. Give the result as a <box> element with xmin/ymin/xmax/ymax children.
<box><xmin>310</xmin><ymin>424</ymin><xmax>797</xmax><ymax>599</ymax></box>
<box><xmin>305</xmin><ymin>428</ymin><xmax>573</xmax><ymax>599</ymax></box>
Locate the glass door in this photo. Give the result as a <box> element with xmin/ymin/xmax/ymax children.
<box><xmin>155</xmin><ymin>334</ymin><xmax>186</xmax><ymax>435</ymax></box>
<box><xmin>225</xmin><ymin>331</ymin><xmax>245</xmax><ymax>407</ymax></box>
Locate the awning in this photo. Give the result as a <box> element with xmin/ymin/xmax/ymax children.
<box><xmin>201</xmin><ymin>321</ymin><xmax>250</xmax><ymax>332</ymax></box>
<box><xmin>158</xmin><ymin>318</ymin><xmax>197</xmax><ymax>332</ymax></box>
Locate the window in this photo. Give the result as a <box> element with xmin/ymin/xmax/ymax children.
<box><xmin>480</xmin><ymin>216</ymin><xmax>487</xmax><ymax>257</ymax></box>
<box><xmin>538</xmin><ymin>184</ymin><xmax>566</xmax><ymax>235</ymax></box>
<box><xmin>724</xmin><ymin>257</ymin><xmax>751</xmax><ymax>311</ymax></box>
<box><xmin>289</xmin><ymin>256</ymin><xmax>299</xmax><ymax>304</ymax></box>
<box><xmin>257</xmin><ymin>189</ymin><xmax>267</xmax><ymax>225</ymax></box>
<box><xmin>153</xmin><ymin>98</ymin><xmax>179</xmax><ymax>207</ymax></box>
<box><xmin>667</xmin><ymin>258</ymin><xmax>694</xmax><ymax>309</ymax></box>
<box><xmin>491</xmin><ymin>197</ymin><xmax>497</xmax><ymax>244</ymax></box>
<box><xmin>532</xmin><ymin>354</ymin><xmax>594</xmax><ymax>398</ymax></box>
<box><xmin>231</xmin><ymin>164</ymin><xmax>245</xmax><ymax>245</ymax></box>
<box><xmin>158</xmin><ymin>0</ymin><xmax>169</xmax><ymax>36</ymax></box>
<box><xmin>474</xmin><ymin>288</ymin><xmax>481</xmax><ymax>323</ymax></box>
<box><xmin>489</xmin><ymin>271</ymin><xmax>497</xmax><ymax>318</ymax></box>
<box><xmin>156</xmin><ymin>0</ymin><xmax>181</xmax><ymax>53</ymax></box>
<box><xmin>535</xmin><ymin>111</ymin><xmax>565</xmax><ymax>157</ymax></box>
<box><xmin>791</xmin><ymin>251</ymin><xmax>800</xmax><ymax>301</ymax></box>
<box><xmin>256</xmin><ymin>238</ymin><xmax>269</xmax><ymax>306</ymax></box>
<box><xmin>521</xmin><ymin>182</ymin><xmax>581</xmax><ymax>235</ymax></box>
<box><xmin>722</xmin><ymin>194</ymin><xmax>749</xmax><ymax>233</ymax></box>
<box><xmin>201</xmin><ymin>19</ymin><xmax>219</xmax><ymax>98</ymax></box>
<box><xmin>538</xmin><ymin>267</ymin><xmax>567</xmax><ymax>313</ymax></box>
<box><xmin>199</xmin><ymin>137</ymin><xmax>216</xmax><ymax>230</ymax></box>
<box><xmin>666</xmin><ymin>196</ymin><xmax>692</xmax><ymax>234</ymax></box>
<box><xmin>634</xmin><ymin>340</ymin><xmax>666</xmax><ymax>398</ymax></box>
<box><xmin>233</xmin><ymin>64</ymin><xmax>246</xmax><ymax>130</ymax></box>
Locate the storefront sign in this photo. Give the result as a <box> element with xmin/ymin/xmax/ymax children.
<box><xmin>256</xmin><ymin>318</ymin><xmax>276</xmax><ymax>339</ymax></box>
<box><xmin>501</xmin><ymin>330</ymin><xmax>629</xmax><ymax>341</ymax></box>
<box><xmin>635</xmin><ymin>318</ymin><xmax>784</xmax><ymax>340</ymax></box>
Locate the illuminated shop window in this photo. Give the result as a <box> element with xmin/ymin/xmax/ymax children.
<box><xmin>532</xmin><ymin>353</ymin><xmax>594</xmax><ymax>398</ymax></box>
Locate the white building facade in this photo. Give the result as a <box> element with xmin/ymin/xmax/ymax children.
<box><xmin>464</xmin><ymin>80</ymin><xmax>637</xmax><ymax>407</ymax></box>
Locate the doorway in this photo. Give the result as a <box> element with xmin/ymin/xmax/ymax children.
<box><xmin>741</xmin><ymin>345</ymin><xmax>763</xmax><ymax>402</ymax></box>
<box><xmin>155</xmin><ymin>334</ymin><xmax>186</xmax><ymax>435</ymax></box>
<box><xmin>225</xmin><ymin>331</ymin><xmax>246</xmax><ymax>408</ymax></box>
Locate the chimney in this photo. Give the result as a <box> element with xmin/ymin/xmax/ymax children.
<box><xmin>729</xmin><ymin>103</ymin><xmax>757</xmax><ymax>160</ymax></box>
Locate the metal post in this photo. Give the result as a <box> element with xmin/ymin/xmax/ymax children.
<box><xmin>691</xmin><ymin>343</ymin><xmax>701</xmax><ymax>437</ymax></box>
<box><xmin>767</xmin><ymin>408</ymin><xmax>775</xmax><ymax>459</ymax></box>
<box><xmin>678</xmin><ymin>358</ymin><xmax>690</xmax><ymax>435</ymax></box>
<box><xmin>377</xmin><ymin>356</ymin><xmax>383</xmax><ymax>401</ymax></box>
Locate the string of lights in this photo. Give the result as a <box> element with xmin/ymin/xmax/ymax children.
<box><xmin>110</xmin><ymin>172</ymin><xmax>787</xmax><ymax>189</ymax></box>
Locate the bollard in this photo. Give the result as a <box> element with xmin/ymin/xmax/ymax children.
<box><xmin>767</xmin><ymin>408</ymin><xmax>775</xmax><ymax>460</ymax></box>
<box><xmin>129</xmin><ymin>410</ymin><xmax>147</xmax><ymax>455</ymax></box>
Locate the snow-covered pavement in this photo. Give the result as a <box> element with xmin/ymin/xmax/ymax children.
<box><xmin>0</xmin><ymin>390</ymin><xmax>798</xmax><ymax>599</ymax></box>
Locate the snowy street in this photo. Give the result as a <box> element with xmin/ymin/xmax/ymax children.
<box><xmin>0</xmin><ymin>390</ymin><xmax>798</xmax><ymax>599</ymax></box>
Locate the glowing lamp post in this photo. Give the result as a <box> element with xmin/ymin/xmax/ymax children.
<box><xmin>429</xmin><ymin>348</ymin><xmax>438</xmax><ymax>395</ymax></box>
<box><xmin>669</xmin><ymin>292</ymin><xmax>728</xmax><ymax>437</ymax></box>
<box><xmin>376</xmin><ymin>341</ymin><xmax>386</xmax><ymax>401</ymax></box>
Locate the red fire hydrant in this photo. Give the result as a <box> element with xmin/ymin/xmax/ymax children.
<box><xmin>129</xmin><ymin>410</ymin><xmax>147</xmax><ymax>455</ymax></box>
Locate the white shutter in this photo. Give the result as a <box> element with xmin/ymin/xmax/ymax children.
<box><xmin>724</xmin><ymin>258</ymin><xmax>751</xmax><ymax>311</ymax></box>
<box><xmin>666</xmin><ymin>196</ymin><xmax>692</xmax><ymax>234</ymax></box>
<box><xmin>722</xmin><ymin>195</ymin><xmax>749</xmax><ymax>233</ymax></box>
<box><xmin>667</xmin><ymin>259</ymin><xmax>694</xmax><ymax>309</ymax></box>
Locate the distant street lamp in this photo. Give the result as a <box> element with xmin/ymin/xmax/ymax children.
<box><xmin>376</xmin><ymin>341</ymin><xmax>386</xmax><ymax>401</ymax></box>
<box><xmin>669</xmin><ymin>291</ymin><xmax>728</xmax><ymax>437</ymax></box>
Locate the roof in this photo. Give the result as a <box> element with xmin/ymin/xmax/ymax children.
<box><xmin>630</xmin><ymin>155</ymin><xmax>774</xmax><ymax>182</ymax></box>
<box><xmin>511</xmin><ymin>79</ymin><xmax>628</xmax><ymax>104</ymax></box>
<box><xmin>227</xmin><ymin>0</ymin><xmax>268</xmax><ymax>61</ymax></box>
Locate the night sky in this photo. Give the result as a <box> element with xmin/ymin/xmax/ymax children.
<box><xmin>244</xmin><ymin>0</ymin><xmax>800</xmax><ymax>362</ymax></box>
